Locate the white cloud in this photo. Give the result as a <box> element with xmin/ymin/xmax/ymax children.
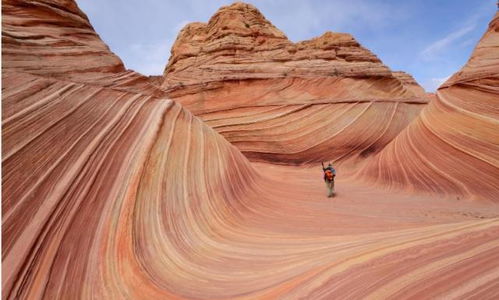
<box><xmin>422</xmin><ymin>75</ymin><xmax>451</xmax><ymax>92</ymax></box>
<box><xmin>420</xmin><ymin>24</ymin><xmax>476</xmax><ymax>61</ymax></box>
<box><xmin>432</xmin><ymin>75</ymin><xmax>451</xmax><ymax>87</ymax></box>
<box><xmin>419</xmin><ymin>1</ymin><xmax>493</xmax><ymax>62</ymax></box>
<box><xmin>258</xmin><ymin>0</ymin><xmax>406</xmax><ymax>41</ymax></box>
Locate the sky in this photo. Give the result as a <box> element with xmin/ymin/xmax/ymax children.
<box><xmin>76</xmin><ymin>0</ymin><xmax>497</xmax><ymax>92</ymax></box>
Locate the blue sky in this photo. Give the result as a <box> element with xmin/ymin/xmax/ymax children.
<box><xmin>76</xmin><ymin>0</ymin><xmax>496</xmax><ymax>91</ymax></box>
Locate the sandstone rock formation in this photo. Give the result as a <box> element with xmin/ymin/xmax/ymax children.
<box><xmin>4</xmin><ymin>75</ymin><xmax>499</xmax><ymax>300</ymax></box>
<box><xmin>358</xmin><ymin>12</ymin><xmax>499</xmax><ymax>200</ymax></box>
<box><xmin>162</xmin><ymin>2</ymin><xmax>429</xmax><ymax>165</ymax></box>
<box><xmin>5</xmin><ymin>67</ymin><xmax>499</xmax><ymax>299</ymax></box>
<box><xmin>2</xmin><ymin>70</ymin><xmax>259</xmax><ymax>299</ymax></box>
<box><xmin>392</xmin><ymin>71</ymin><xmax>428</xmax><ymax>97</ymax></box>
<box><xmin>2</xmin><ymin>0</ymin><xmax>166</xmax><ymax>96</ymax></box>
<box><xmin>3</xmin><ymin>0</ymin><xmax>499</xmax><ymax>299</ymax></box>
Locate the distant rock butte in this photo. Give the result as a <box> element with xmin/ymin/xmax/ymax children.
<box><xmin>162</xmin><ymin>2</ymin><xmax>429</xmax><ymax>164</ymax></box>
<box><xmin>163</xmin><ymin>2</ymin><xmax>418</xmax><ymax>92</ymax></box>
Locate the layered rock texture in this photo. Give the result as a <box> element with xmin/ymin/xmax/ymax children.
<box><xmin>163</xmin><ymin>2</ymin><xmax>429</xmax><ymax>164</ymax></box>
<box><xmin>2</xmin><ymin>0</ymin><xmax>166</xmax><ymax>96</ymax></box>
<box><xmin>359</xmin><ymin>12</ymin><xmax>499</xmax><ymax>200</ymax></box>
<box><xmin>3</xmin><ymin>0</ymin><xmax>499</xmax><ymax>299</ymax></box>
<box><xmin>392</xmin><ymin>71</ymin><xmax>428</xmax><ymax>97</ymax></box>
<box><xmin>3</xmin><ymin>70</ymin><xmax>262</xmax><ymax>299</ymax></box>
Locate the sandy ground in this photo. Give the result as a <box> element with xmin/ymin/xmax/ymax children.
<box><xmin>168</xmin><ymin>162</ymin><xmax>499</xmax><ymax>299</ymax></box>
<box><xmin>247</xmin><ymin>163</ymin><xmax>499</xmax><ymax>236</ymax></box>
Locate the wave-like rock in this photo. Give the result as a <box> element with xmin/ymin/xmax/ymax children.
<box><xmin>163</xmin><ymin>2</ymin><xmax>428</xmax><ymax>164</ymax></box>
<box><xmin>358</xmin><ymin>12</ymin><xmax>499</xmax><ymax>200</ymax></box>
<box><xmin>1</xmin><ymin>70</ymin><xmax>260</xmax><ymax>299</ymax></box>
<box><xmin>3</xmin><ymin>73</ymin><xmax>499</xmax><ymax>298</ymax></box>
<box><xmin>4</xmin><ymin>73</ymin><xmax>499</xmax><ymax>300</ymax></box>
<box><xmin>4</xmin><ymin>1</ymin><xmax>499</xmax><ymax>299</ymax></box>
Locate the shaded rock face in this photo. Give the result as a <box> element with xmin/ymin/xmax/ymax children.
<box><xmin>359</xmin><ymin>12</ymin><xmax>499</xmax><ymax>200</ymax></box>
<box><xmin>163</xmin><ymin>2</ymin><xmax>428</xmax><ymax>165</ymax></box>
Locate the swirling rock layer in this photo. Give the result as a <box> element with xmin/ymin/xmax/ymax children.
<box><xmin>163</xmin><ymin>2</ymin><xmax>428</xmax><ymax>164</ymax></box>
<box><xmin>358</xmin><ymin>12</ymin><xmax>499</xmax><ymax>200</ymax></box>
<box><xmin>3</xmin><ymin>84</ymin><xmax>499</xmax><ymax>297</ymax></box>
<box><xmin>2</xmin><ymin>0</ymin><xmax>166</xmax><ymax>96</ymax></box>
<box><xmin>2</xmin><ymin>0</ymin><xmax>123</xmax><ymax>76</ymax></box>
<box><xmin>3</xmin><ymin>1</ymin><xmax>499</xmax><ymax>299</ymax></box>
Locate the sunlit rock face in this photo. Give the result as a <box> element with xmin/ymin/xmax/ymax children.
<box><xmin>162</xmin><ymin>2</ymin><xmax>429</xmax><ymax>165</ymax></box>
<box><xmin>358</xmin><ymin>12</ymin><xmax>499</xmax><ymax>200</ymax></box>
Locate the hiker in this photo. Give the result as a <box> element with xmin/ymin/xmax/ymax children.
<box><xmin>322</xmin><ymin>162</ymin><xmax>336</xmax><ymax>197</ymax></box>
